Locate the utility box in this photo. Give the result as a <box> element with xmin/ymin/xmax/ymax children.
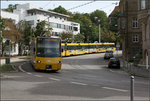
<box><xmin>6</xmin><ymin>58</ymin><xmax>10</xmax><ymax>64</ymax></box>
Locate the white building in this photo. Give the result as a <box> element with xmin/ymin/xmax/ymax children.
<box><xmin>1</xmin><ymin>10</ymin><xmax>19</xmax><ymax>24</ymax></box>
<box><xmin>1</xmin><ymin>3</ymin><xmax>80</xmax><ymax>56</ymax></box>
<box><xmin>13</xmin><ymin>3</ymin><xmax>80</xmax><ymax>36</ymax></box>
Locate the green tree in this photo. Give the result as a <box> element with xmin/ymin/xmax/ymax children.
<box><xmin>52</xmin><ymin>6</ymin><xmax>68</xmax><ymax>15</ymax></box>
<box><xmin>3</xmin><ymin>4</ymin><xmax>18</xmax><ymax>12</ymax></box>
<box><xmin>60</xmin><ymin>31</ymin><xmax>73</xmax><ymax>42</ymax></box>
<box><xmin>34</xmin><ymin>20</ymin><xmax>47</xmax><ymax>37</ymax></box>
<box><xmin>101</xmin><ymin>29</ymin><xmax>116</xmax><ymax>42</ymax></box>
<box><xmin>0</xmin><ymin>16</ymin><xmax>5</xmax><ymax>42</ymax></box>
<box><xmin>23</xmin><ymin>22</ymin><xmax>34</xmax><ymax>45</ymax></box>
<box><xmin>109</xmin><ymin>10</ymin><xmax>121</xmax><ymax>33</ymax></box>
<box><xmin>74</xmin><ymin>33</ymin><xmax>85</xmax><ymax>42</ymax></box>
<box><xmin>90</xmin><ymin>10</ymin><xmax>108</xmax><ymax>29</ymax></box>
<box><xmin>0</xmin><ymin>17</ymin><xmax>5</xmax><ymax>56</ymax></box>
<box><xmin>108</xmin><ymin>10</ymin><xmax>122</xmax><ymax>44</ymax></box>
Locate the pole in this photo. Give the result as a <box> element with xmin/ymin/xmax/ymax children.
<box><xmin>0</xmin><ymin>31</ymin><xmax>2</xmax><ymax>66</ymax></box>
<box><xmin>146</xmin><ymin>52</ymin><xmax>148</xmax><ymax>69</ymax></box>
<box><xmin>130</xmin><ymin>76</ymin><xmax>134</xmax><ymax>101</ymax></box>
<box><xmin>99</xmin><ymin>24</ymin><xmax>101</xmax><ymax>43</ymax></box>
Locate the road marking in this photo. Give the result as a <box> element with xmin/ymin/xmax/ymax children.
<box><xmin>102</xmin><ymin>87</ymin><xmax>128</xmax><ymax>92</ymax></box>
<box><xmin>18</xmin><ymin>66</ymin><xmax>26</xmax><ymax>73</ymax></box>
<box><xmin>26</xmin><ymin>72</ymin><xmax>32</xmax><ymax>75</ymax></box>
<box><xmin>49</xmin><ymin>78</ymin><xmax>60</xmax><ymax>81</ymax></box>
<box><xmin>71</xmin><ymin>82</ymin><xmax>87</xmax><ymax>86</ymax></box>
<box><xmin>34</xmin><ymin>75</ymin><xmax>43</xmax><ymax>77</ymax></box>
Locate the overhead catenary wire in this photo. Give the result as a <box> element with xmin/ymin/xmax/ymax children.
<box><xmin>67</xmin><ymin>1</ymin><xmax>118</xmax><ymax>11</ymax></box>
<box><xmin>67</xmin><ymin>1</ymin><xmax>96</xmax><ymax>11</ymax></box>
<box><xmin>42</xmin><ymin>1</ymin><xmax>52</xmax><ymax>9</ymax></box>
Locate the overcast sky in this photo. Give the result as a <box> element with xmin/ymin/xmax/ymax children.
<box><xmin>1</xmin><ymin>1</ymin><xmax>120</xmax><ymax>16</ymax></box>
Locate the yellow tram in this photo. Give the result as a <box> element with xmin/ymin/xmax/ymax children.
<box><xmin>61</xmin><ymin>42</ymin><xmax>116</xmax><ymax>57</ymax></box>
<box><xmin>30</xmin><ymin>37</ymin><xmax>62</xmax><ymax>71</ymax></box>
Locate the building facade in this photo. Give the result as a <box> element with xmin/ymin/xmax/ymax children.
<box><xmin>1</xmin><ymin>3</ymin><xmax>80</xmax><ymax>36</ymax></box>
<box><xmin>13</xmin><ymin>3</ymin><xmax>80</xmax><ymax>36</ymax></box>
<box><xmin>137</xmin><ymin>0</ymin><xmax>150</xmax><ymax>66</ymax></box>
<box><xmin>1</xmin><ymin>3</ymin><xmax>80</xmax><ymax>56</ymax></box>
<box><xmin>118</xmin><ymin>0</ymin><xmax>142</xmax><ymax>61</ymax></box>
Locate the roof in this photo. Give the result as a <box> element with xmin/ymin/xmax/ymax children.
<box><xmin>108</xmin><ymin>6</ymin><xmax>120</xmax><ymax>18</ymax></box>
<box><xmin>27</xmin><ymin>8</ymin><xmax>70</xmax><ymax>18</ymax></box>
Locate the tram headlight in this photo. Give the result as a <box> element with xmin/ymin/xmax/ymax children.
<box><xmin>58</xmin><ymin>61</ymin><xmax>61</xmax><ymax>64</ymax></box>
<box><xmin>37</xmin><ymin>60</ymin><xmax>41</xmax><ymax>63</ymax></box>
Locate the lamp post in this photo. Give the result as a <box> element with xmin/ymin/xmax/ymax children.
<box><xmin>94</xmin><ymin>17</ymin><xmax>101</xmax><ymax>43</ymax></box>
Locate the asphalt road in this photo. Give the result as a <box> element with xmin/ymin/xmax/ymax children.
<box><xmin>1</xmin><ymin>52</ymin><xmax>150</xmax><ymax>100</ymax></box>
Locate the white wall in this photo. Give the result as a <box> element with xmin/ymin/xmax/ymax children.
<box><xmin>1</xmin><ymin>10</ymin><xmax>19</xmax><ymax>24</ymax></box>
<box><xmin>24</xmin><ymin>14</ymin><xmax>80</xmax><ymax>35</ymax></box>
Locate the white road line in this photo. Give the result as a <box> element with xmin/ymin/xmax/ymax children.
<box><xmin>71</xmin><ymin>82</ymin><xmax>88</xmax><ymax>86</ymax></box>
<box><xmin>18</xmin><ymin>66</ymin><xmax>26</xmax><ymax>73</ymax></box>
<box><xmin>26</xmin><ymin>72</ymin><xmax>32</xmax><ymax>75</ymax></box>
<box><xmin>34</xmin><ymin>75</ymin><xmax>43</xmax><ymax>77</ymax></box>
<box><xmin>49</xmin><ymin>78</ymin><xmax>60</xmax><ymax>81</ymax></box>
<box><xmin>102</xmin><ymin>87</ymin><xmax>128</xmax><ymax>92</ymax></box>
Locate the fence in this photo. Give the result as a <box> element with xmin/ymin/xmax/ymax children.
<box><xmin>121</xmin><ymin>59</ymin><xmax>149</xmax><ymax>78</ymax></box>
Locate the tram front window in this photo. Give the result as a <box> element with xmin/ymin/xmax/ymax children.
<box><xmin>37</xmin><ymin>38</ymin><xmax>61</xmax><ymax>57</ymax></box>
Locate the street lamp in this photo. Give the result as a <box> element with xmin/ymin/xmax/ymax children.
<box><xmin>94</xmin><ymin>17</ymin><xmax>101</xmax><ymax>43</ymax></box>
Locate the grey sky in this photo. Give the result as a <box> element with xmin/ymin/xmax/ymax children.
<box><xmin>1</xmin><ymin>1</ymin><xmax>119</xmax><ymax>16</ymax></box>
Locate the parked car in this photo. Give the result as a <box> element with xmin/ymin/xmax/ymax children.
<box><xmin>108</xmin><ymin>58</ymin><xmax>120</xmax><ymax>68</ymax></box>
<box><xmin>104</xmin><ymin>50</ymin><xmax>113</xmax><ymax>59</ymax></box>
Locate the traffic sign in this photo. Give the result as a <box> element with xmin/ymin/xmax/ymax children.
<box><xmin>116</xmin><ymin>42</ymin><xmax>120</xmax><ymax>48</ymax></box>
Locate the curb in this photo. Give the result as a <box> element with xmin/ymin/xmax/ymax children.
<box><xmin>11</xmin><ymin>65</ymin><xmax>19</xmax><ymax>72</ymax></box>
<box><xmin>121</xmin><ymin>67</ymin><xmax>149</xmax><ymax>78</ymax></box>
<box><xmin>18</xmin><ymin>65</ymin><xmax>26</xmax><ymax>73</ymax></box>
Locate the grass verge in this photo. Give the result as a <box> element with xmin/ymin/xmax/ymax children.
<box><xmin>0</xmin><ymin>64</ymin><xmax>15</xmax><ymax>72</ymax></box>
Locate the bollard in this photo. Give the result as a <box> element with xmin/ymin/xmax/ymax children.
<box><xmin>130</xmin><ymin>76</ymin><xmax>134</xmax><ymax>101</ymax></box>
<box><xmin>5</xmin><ymin>58</ymin><xmax>10</xmax><ymax>64</ymax></box>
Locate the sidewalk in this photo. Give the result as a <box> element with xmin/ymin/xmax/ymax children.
<box><xmin>114</xmin><ymin>51</ymin><xmax>149</xmax><ymax>78</ymax></box>
<box><xmin>120</xmin><ymin>58</ymin><xmax>149</xmax><ymax>78</ymax></box>
<box><xmin>0</xmin><ymin>56</ymin><xmax>29</xmax><ymax>65</ymax></box>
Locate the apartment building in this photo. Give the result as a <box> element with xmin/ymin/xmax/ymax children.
<box><xmin>1</xmin><ymin>3</ymin><xmax>80</xmax><ymax>36</ymax></box>
<box><xmin>1</xmin><ymin>3</ymin><xmax>80</xmax><ymax>55</ymax></box>
<box><xmin>137</xmin><ymin>0</ymin><xmax>150</xmax><ymax>65</ymax></box>
<box><xmin>13</xmin><ymin>3</ymin><xmax>80</xmax><ymax>36</ymax></box>
<box><xmin>118</xmin><ymin>0</ymin><xmax>142</xmax><ymax>61</ymax></box>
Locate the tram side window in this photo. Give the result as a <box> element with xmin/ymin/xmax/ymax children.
<box><xmin>85</xmin><ymin>46</ymin><xmax>87</xmax><ymax>49</ymax></box>
<box><xmin>77</xmin><ymin>46</ymin><xmax>82</xmax><ymax>50</ymax></box>
<box><xmin>68</xmin><ymin>46</ymin><xmax>76</xmax><ymax>50</ymax></box>
<box><xmin>98</xmin><ymin>45</ymin><xmax>102</xmax><ymax>48</ymax></box>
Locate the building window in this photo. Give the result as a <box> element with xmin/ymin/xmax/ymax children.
<box><xmin>132</xmin><ymin>34</ymin><xmax>139</xmax><ymax>43</ymax></box>
<box><xmin>73</xmin><ymin>27</ymin><xmax>78</xmax><ymax>31</ymax></box>
<box><xmin>52</xmin><ymin>23</ymin><xmax>57</xmax><ymax>28</ymax></box>
<box><xmin>27</xmin><ymin>20</ymin><xmax>34</xmax><ymax>25</ymax></box>
<box><xmin>61</xmin><ymin>24</ymin><xmax>65</xmax><ymax>29</ymax></box>
<box><xmin>141</xmin><ymin>0</ymin><xmax>146</xmax><ymax>9</ymax></box>
<box><xmin>69</xmin><ymin>26</ymin><xmax>72</xmax><ymax>31</ymax></box>
<box><xmin>132</xmin><ymin>18</ymin><xmax>138</xmax><ymax>28</ymax></box>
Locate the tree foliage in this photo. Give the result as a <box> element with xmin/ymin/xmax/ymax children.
<box><xmin>74</xmin><ymin>33</ymin><xmax>85</xmax><ymax>42</ymax></box>
<box><xmin>3</xmin><ymin>4</ymin><xmax>18</xmax><ymax>12</ymax></box>
<box><xmin>22</xmin><ymin>22</ymin><xmax>34</xmax><ymax>45</ymax></box>
<box><xmin>34</xmin><ymin>20</ymin><xmax>47</xmax><ymax>37</ymax></box>
<box><xmin>0</xmin><ymin>16</ymin><xmax>6</xmax><ymax>31</ymax></box>
<box><xmin>52</xmin><ymin>6</ymin><xmax>68</xmax><ymax>15</ymax></box>
<box><xmin>90</xmin><ymin>10</ymin><xmax>108</xmax><ymax>29</ymax></box>
<box><xmin>108</xmin><ymin>10</ymin><xmax>121</xmax><ymax>32</ymax></box>
<box><xmin>60</xmin><ymin>31</ymin><xmax>74</xmax><ymax>42</ymax></box>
